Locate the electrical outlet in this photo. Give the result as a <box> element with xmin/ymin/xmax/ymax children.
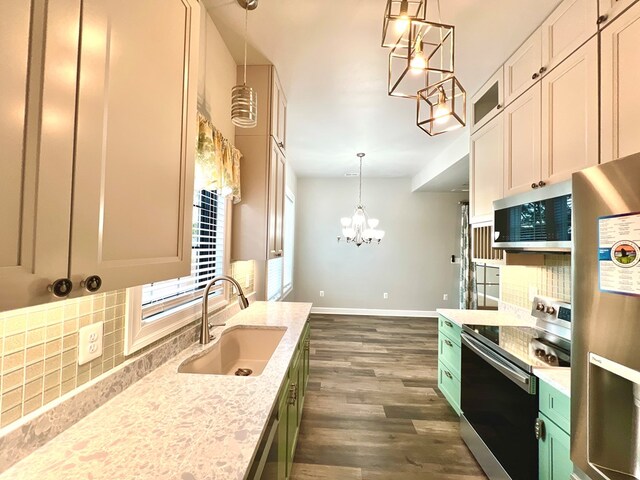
<box><xmin>443</xmin><ymin>294</ymin><xmax>448</xmax><ymax>301</ymax></box>
<box><xmin>319</xmin><ymin>290</ymin><xmax>325</xmax><ymax>297</ymax></box>
<box><xmin>78</xmin><ymin>322</ymin><xmax>103</xmax><ymax>365</ymax></box>
<box><xmin>383</xmin><ymin>292</ymin><xmax>389</xmax><ymax>299</ymax></box>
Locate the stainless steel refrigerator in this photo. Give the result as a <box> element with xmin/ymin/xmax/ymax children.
<box><xmin>572</xmin><ymin>152</ymin><xmax>640</xmax><ymax>480</ymax></box>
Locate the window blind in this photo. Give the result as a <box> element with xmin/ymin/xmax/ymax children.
<box><xmin>267</xmin><ymin>257</ymin><xmax>283</xmax><ymax>301</ymax></box>
<box><xmin>141</xmin><ymin>189</ymin><xmax>226</xmax><ymax>320</ymax></box>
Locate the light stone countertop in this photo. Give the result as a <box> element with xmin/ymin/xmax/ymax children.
<box><xmin>436</xmin><ymin>308</ymin><xmax>537</xmax><ymax>328</ymax></box>
<box><xmin>533</xmin><ymin>367</ymin><xmax>571</xmax><ymax>398</ymax></box>
<box><xmin>0</xmin><ymin>301</ymin><xmax>312</xmax><ymax>480</ymax></box>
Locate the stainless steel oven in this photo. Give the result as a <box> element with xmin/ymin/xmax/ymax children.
<box><xmin>460</xmin><ymin>330</ymin><xmax>539</xmax><ymax>480</ymax></box>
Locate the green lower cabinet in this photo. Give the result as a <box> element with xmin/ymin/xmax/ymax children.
<box><xmin>276</xmin><ymin>378</ymin><xmax>290</xmax><ymax>480</ymax></box>
<box><xmin>287</xmin><ymin>350</ymin><xmax>302</xmax><ymax>475</ymax></box>
<box><xmin>538</xmin><ymin>412</ymin><xmax>572</xmax><ymax>480</ymax></box>
<box><xmin>438</xmin><ymin>360</ymin><xmax>461</xmax><ymax>415</ymax></box>
<box><xmin>437</xmin><ymin>315</ymin><xmax>462</xmax><ymax>416</ymax></box>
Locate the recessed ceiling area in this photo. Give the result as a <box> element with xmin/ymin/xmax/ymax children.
<box><xmin>204</xmin><ymin>0</ymin><xmax>561</xmax><ymax>178</ymax></box>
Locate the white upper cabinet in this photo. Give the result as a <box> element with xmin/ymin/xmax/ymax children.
<box><xmin>541</xmin><ymin>0</ymin><xmax>597</xmax><ymax>73</ymax></box>
<box><xmin>0</xmin><ymin>0</ymin><xmax>200</xmax><ymax>311</ymax></box>
<box><xmin>0</xmin><ymin>1</ymin><xmax>80</xmax><ymax>311</ymax></box>
<box><xmin>598</xmin><ymin>0</ymin><xmax>639</xmax><ymax>27</ymax></box>
<box><xmin>504</xmin><ymin>85</ymin><xmax>542</xmax><ymax>197</ymax></box>
<box><xmin>69</xmin><ymin>0</ymin><xmax>200</xmax><ymax>296</ymax></box>
<box><xmin>504</xmin><ymin>30</ymin><xmax>542</xmax><ymax>106</ymax></box>
<box><xmin>271</xmin><ymin>71</ymin><xmax>287</xmax><ymax>155</ymax></box>
<box><xmin>601</xmin><ymin>1</ymin><xmax>640</xmax><ymax>162</ymax></box>
<box><xmin>471</xmin><ymin>67</ymin><xmax>504</xmax><ymax>133</ymax></box>
<box><xmin>542</xmin><ymin>36</ymin><xmax>599</xmax><ymax>182</ymax></box>
<box><xmin>471</xmin><ymin>117</ymin><xmax>504</xmax><ymax>224</ymax></box>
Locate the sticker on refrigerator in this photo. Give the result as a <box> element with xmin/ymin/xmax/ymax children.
<box><xmin>598</xmin><ymin>212</ymin><xmax>640</xmax><ymax>296</ymax></box>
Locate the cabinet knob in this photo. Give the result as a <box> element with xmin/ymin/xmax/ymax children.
<box><xmin>80</xmin><ymin>275</ymin><xmax>102</xmax><ymax>293</ymax></box>
<box><xmin>532</xmin><ymin>72</ymin><xmax>540</xmax><ymax>80</ymax></box>
<box><xmin>535</xmin><ymin>417</ymin><xmax>546</xmax><ymax>440</ymax></box>
<box><xmin>496</xmin><ymin>104</ymin><xmax>502</xmax><ymax>110</ymax></box>
<box><xmin>277</xmin><ymin>141</ymin><xmax>284</xmax><ymax>149</ymax></box>
<box><xmin>597</xmin><ymin>14</ymin><xmax>608</xmax><ymax>24</ymax></box>
<box><xmin>48</xmin><ymin>278</ymin><xmax>73</xmax><ymax>298</ymax></box>
<box><xmin>531</xmin><ymin>183</ymin><xmax>539</xmax><ymax>189</ymax></box>
<box><xmin>539</xmin><ymin>66</ymin><xmax>547</xmax><ymax>75</ymax></box>
<box><xmin>538</xmin><ymin>180</ymin><xmax>546</xmax><ymax>187</ymax></box>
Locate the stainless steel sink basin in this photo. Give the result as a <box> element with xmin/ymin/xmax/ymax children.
<box><xmin>178</xmin><ymin>326</ymin><xmax>287</xmax><ymax>376</ymax></box>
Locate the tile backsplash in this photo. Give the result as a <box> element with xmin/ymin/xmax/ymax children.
<box><xmin>500</xmin><ymin>254</ymin><xmax>571</xmax><ymax>309</ymax></box>
<box><xmin>0</xmin><ymin>260</ymin><xmax>255</xmax><ymax>429</ymax></box>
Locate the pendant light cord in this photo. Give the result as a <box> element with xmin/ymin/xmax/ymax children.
<box><xmin>358</xmin><ymin>157</ymin><xmax>363</xmax><ymax>205</ymax></box>
<box><xmin>243</xmin><ymin>5</ymin><xmax>248</xmax><ymax>85</ymax></box>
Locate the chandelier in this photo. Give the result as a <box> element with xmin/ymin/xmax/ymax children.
<box><xmin>338</xmin><ymin>153</ymin><xmax>385</xmax><ymax>247</ymax></box>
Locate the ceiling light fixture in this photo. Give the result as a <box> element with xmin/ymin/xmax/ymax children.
<box><xmin>381</xmin><ymin>0</ymin><xmax>426</xmax><ymax>48</ymax></box>
<box><xmin>231</xmin><ymin>0</ymin><xmax>258</xmax><ymax>128</ymax></box>
<box><xmin>417</xmin><ymin>75</ymin><xmax>466</xmax><ymax>135</ymax></box>
<box><xmin>338</xmin><ymin>153</ymin><xmax>385</xmax><ymax>247</ymax></box>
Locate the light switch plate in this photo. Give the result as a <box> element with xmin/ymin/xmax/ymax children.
<box><xmin>78</xmin><ymin>322</ymin><xmax>103</xmax><ymax>365</ymax></box>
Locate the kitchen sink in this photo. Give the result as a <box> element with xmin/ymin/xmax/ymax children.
<box><xmin>178</xmin><ymin>326</ymin><xmax>287</xmax><ymax>376</ymax></box>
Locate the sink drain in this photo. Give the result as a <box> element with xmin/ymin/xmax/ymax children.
<box><xmin>235</xmin><ymin>368</ymin><xmax>253</xmax><ymax>376</ymax></box>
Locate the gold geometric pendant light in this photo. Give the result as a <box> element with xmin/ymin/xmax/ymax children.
<box><xmin>381</xmin><ymin>0</ymin><xmax>427</xmax><ymax>48</ymax></box>
<box><xmin>416</xmin><ymin>74</ymin><xmax>466</xmax><ymax>136</ymax></box>
<box><xmin>387</xmin><ymin>19</ymin><xmax>455</xmax><ymax>99</ymax></box>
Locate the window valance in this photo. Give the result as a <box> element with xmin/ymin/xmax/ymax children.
<box><xmin>196</xmin><ymin>113</ymin><xmax>242</xmax><ymax>203</ymax></box>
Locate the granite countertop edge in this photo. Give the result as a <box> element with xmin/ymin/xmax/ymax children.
<box><xmin>436</xmin><ymin>308</ymin><xmax>537</xmax><ymax>328</ymax></box>
<box><xmin>0</xmin><ymin>301</ymin><xmax>313</xmax><ymax>480</ymax></box>
<box><xmin>533</xmin><ymin>367</ymin><xmax>571</xmax><ymax>398</ymax></box>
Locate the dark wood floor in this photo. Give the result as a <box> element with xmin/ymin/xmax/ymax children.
<box><xmin>290</xmin><ymin>314</ymin><xmax>486</xmax><ymax>480</ymax></box>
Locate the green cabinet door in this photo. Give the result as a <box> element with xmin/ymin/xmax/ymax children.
<box><xmin>539</xmin><ymin>413</ymin><xmax>572</xmax><ymax>480</ymax></box>
<box><xmin>276</xmin><ymin>375</ymin><xmax>290</xmax><ymax>480</ymax></box>
<box><xmin>287</xmin><ymin>350</ymin><xmax>302</xmax><ymax>475</ymax></box>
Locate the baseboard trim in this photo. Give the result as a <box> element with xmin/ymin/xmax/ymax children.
<box><xmin>310</xmin><ymin>307</ymin><xmax>438</xmax><ymax>318</ymax></box>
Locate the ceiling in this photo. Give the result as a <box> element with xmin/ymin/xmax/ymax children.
<box><xmin>416</xmin><ymin>154</ymin><xmax>469</xmax><ymax>192</ymax></box>
<box><xmin>204</xmin><ymin>0</ymin><xmax>561</xmax><ymax>178</ymax></box>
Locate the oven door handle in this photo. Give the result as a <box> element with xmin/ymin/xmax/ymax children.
<box><xmin>462</xmin><ymin>333</ymin><xmax>535</xmax><ymax>394</ymax></box>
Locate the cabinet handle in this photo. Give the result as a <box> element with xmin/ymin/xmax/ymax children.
<box><xmin>496</xmin><ymin>104</ymin><xmax>502</xmax><ymax>110</ymax></box>
<box><xmin>277</xmin><ymin>141</ymin><xmax>284</xmax><ymax>149</ymax></box>
<box><xmin>444</xmin><ymin>370</ymin><xmax>453</xmax><ymax>379</ymax></box>
<box><xmin>597</xmin><ymin>14</ymin><xmax>608</xmax><ymax>24</ymax></box>
<box><xmin>539</xmin><ymin>66</ymin><xmax>547</xmax><ymax>75</ymax></box>
<box><xmin>80</xmin><ymin>275</ymin><xmax>102</xmax><ymax>293</ymax></box>
<box><xmin>535</xmin><ymin>417</ymin><xmax>546</xmax><ymax>440</ymax></box>
<box><xmin>444</xmin><ymin>320</ymin><xmax>453</xmax><ymax>328</ymax></box>
<box><xmin>288</xmin><ymin>383</ymin><xmax>297</xmax><ymax>405</ymax></box>
<box><xmin>531</xmin><ymin>72</ymin><xmax>539</xmax><ymax>80</ymax></box>
<box><xmin>48</xmin><ymin>278</ymin><xmax>73</xmax><ymax>298</ymax></box>
<box><xmin>531</xmin><ymin>183</ymin><xmax>539</xmax><ymax>189</ymax></box>
<box><xmin>538</xmin><ymin>180</ymin><xmax>546</xmax><ymax>187</ymax></box>
<box><xmin>444</xmin><ymin>339</ymin><xmax>453</xmax><ymax>347</ymax></box>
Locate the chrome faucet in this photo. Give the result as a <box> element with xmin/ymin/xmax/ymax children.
<box><xmin>200</xmin><ymin>275</ymin><xmax>250</xmax><ymax>344</ymax></box>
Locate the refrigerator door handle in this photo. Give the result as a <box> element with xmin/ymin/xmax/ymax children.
<box><xmin>462</xmin><ymin>333</ymin><xmax>535</xmax><ymax>394</ymax></box>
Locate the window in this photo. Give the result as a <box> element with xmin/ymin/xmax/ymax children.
<box><xmin>125</xmin><ymin>189</ymin><xmax>228</xmax><ymax>354</ymax></box>
<box><xmin>283</xmin><ymin>189</ymin><xmax>295</xmax><ymax>295</ymax></box>
<box><xmin>266</xmin><ymin>188</ymin><xmax>295</xmax><ymax>302</ymax></box>
<box><xmin>476</xmin><ymin>263</ymin><xmax>499</xmax><ymax>310</ymax></box>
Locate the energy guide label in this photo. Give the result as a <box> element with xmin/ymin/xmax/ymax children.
<box><xmin>598</xmin><ymin>212</ymin><xmax>640</xmax><ymax>296</ymax></box>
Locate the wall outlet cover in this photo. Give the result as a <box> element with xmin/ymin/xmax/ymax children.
<box><xmin>383</xmin><ymin>292</ymin><xmax>389</xmax><ymax>299</ymax></box>
<box><xmin>319</xmin><ymin>290</ymin><xmax>325</xmax><ymax>297</ymax></box>
<box><xmin>443</xmin><ymin>294</ymin><xmax>449</xmax><ymax>301</ymax></box>
<box><xmin>78</xmin><ymin>321</ymin><xmax>104</xmax><ymax>366</ymax></box>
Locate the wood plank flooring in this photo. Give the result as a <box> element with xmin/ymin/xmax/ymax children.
<box><xmin>290</xmin><ymin>315</ymin><xmax>486</xmax><ymax>480</ymax></box>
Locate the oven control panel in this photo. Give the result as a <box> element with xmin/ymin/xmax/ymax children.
<box><xmin>531</xmin><ymin>296</ymin><xmax>571</xmax><ymax>323</ymax></box>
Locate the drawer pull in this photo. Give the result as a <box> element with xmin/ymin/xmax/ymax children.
<box><xmin>444</xmin><ymin>339</ymin><xmax>453</xmax><ymax>347</ymax></box>
<box><xmin>444</xmin><ymin>370</ymin><xmax>453</xmax><ymax>380</ymax></box>
<box><xmin>444</xmin><ymin>320</ymin><xmax>453</xmax><ymax>328</ymax></box>
<box><xmin>535</xmin><ymin>417</ymin><xmax>546</xmax><ymax>440</ymax></box>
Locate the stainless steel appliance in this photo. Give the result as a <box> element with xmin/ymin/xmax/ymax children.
<box><xmin>572</xmin><ymin>153</ymin><xmax>640</xmax><ymax>480</ymax></box>
<box><xmin>493</xmin><ymin>181</ymin><xmax>572</xmax><ymax>252</ymax></box>
<box><xmin>460</xmin><ymin>297</ymin><xmax>571</xmax><ymax>479</ymax></box>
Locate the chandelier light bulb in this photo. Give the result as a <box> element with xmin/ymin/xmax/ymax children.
<box><xmin>394</xmin><ymin>0</ymin><xmax>410</xmax><ymax>33</ymax></box>
<box><xmin>410</xmin><ymin>37</ymin><xmax>426</xmax><ymax>72</ymax></box>
<box><xmin>368</xmin><ymin>218</ymin><xmax>379</xmax><ymax>228</ymax></box>
<box><xmin>341</xmin><ymin>217</ymin><xmax>352</xmax><ymax>227</ymax></box>
<box><xmin>434</xmin><ymin>87</ymin><xmax>451</xmax><ymax>125</ymax></box>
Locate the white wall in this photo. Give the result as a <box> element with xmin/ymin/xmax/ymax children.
<box><xmin>198</xmin><ymin>5</ymin><xmax>236</xmax><ymax>140</ymax></box>
<box><xmin>292</xmin><ymin>177</ymin><xmax>467</xmax><ymax>314</ymax></box>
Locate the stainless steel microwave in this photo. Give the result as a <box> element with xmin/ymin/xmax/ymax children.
<box><xmin>493</xmin><ymin>181</ymin><xmax>572</xmax><ymax>252</ymax></box>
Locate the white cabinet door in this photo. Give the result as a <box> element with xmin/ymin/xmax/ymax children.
<box><xmin>541</xmin><ymin>0</ymin><xmax>597</xmax><ymax>73</ymax></box>
<box><xmin>69</xmin><ymin>0</ymin><xmax>200</xmax><ymax>295</ymax></box>
<box><xmin>0</xmin><ymin>1</ymin><xmax>80</xmax><ymax>311</ymax></box>
<box><xmin>601</xmin><ymin>1</ymin><xmax>640</xmax><ymax>163</ymax></box>
<box><xmin>504</xmin><ymin>86</ymin><xmax>542</xmax><ymax>196</ymax></box>
<box><xmin>271</xmin><ymin>69</ymin><xmax>287</xmax><ymax>154</ymax></box>
<box><xmin>471</xmin><ymin>67</ymin><xmax>504</xmax><ymax>133</ymax></box>
<box><xmin>542</xmin><ymin>37</ymin><xmax>598</xmax><ymax>182</ymax></box>
<box><xmin>504</xmin><ymin>30</ymin><xmax>542</xmax><ymax>106</ymax></box>
<box><xmin>599</xmin><ymin>0</ymin><xmax>638</xmax><ymax>27</ymax></box>
<box><xmin>470</xmin><ymin>117</ymin><xmax>504</xmax><ymax>224</ymax></box>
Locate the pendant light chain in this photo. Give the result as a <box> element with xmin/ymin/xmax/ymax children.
<box><xmin>359</xmin><ymin>156</ymin><xmax>363</xmax><ymax>205</ymax></box>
